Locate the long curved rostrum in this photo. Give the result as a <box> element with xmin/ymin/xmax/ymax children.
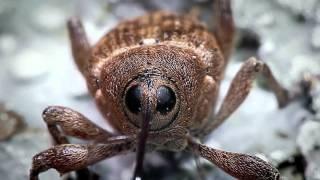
<box><xmin>132</xmin><ymin>85</ymin><xmax>153</xmax><ymax>180</ymax></box>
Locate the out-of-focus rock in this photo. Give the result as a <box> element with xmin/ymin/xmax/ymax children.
<box><xmin>9</xmin><ymin>50</ymin><xmax>50</xmax><ymax>82</ymax></box>
<box><xmin>0</xmin><ymin>128</ymin><xmax>55</xmax><ymax>180</ymax></box>
<box><xmin>289</xmin><ymin>55</ymin><xmax>320</xmax><ymax>82</ymax></box>
<box><xmin>275</xmin><ymin>0</ymin><xmax>320</xmax><ymax>21</ymax></box>
<box><xmin>258</xmin><ymin>40</ymin><xmax>276</xmax><ymax>59</ymax></box>
<box><xmin>0</xmin><ymin>34</ymin><xmax>18</xmax><ymax>55</ymax></box>
<box><xmin>297</xmin><ymin>120</ymin><xmax>320</xmax><ymax>180</ymax></box>
<box><xmin>0</xmin><ymin>104</ymin><xmax>25</xmax><ymax>141</ymax></box>
<box><xmin>312</xmin><ymin>77</ymin><xmax>320</xmax><ymax>121</ymax></box>
<box><xmin>31</xmin><ymin>5</ymin><xmax>66</xmax><ymax>32</ymax></box>
<box><xmin>280</xmin><ymin>167</ymin><xmax>304</xmax><ymax>180</ymax></box>
<box><xmin>269</xmin><ymin>150</ymin><xmax>293</xmax><ymax>166</ymax></box>
<box><xmin>311</xmin><ymin>26</ymin><xmax>320</xmax><ymax>50</ymax></box>
<box><xmin>112</xmin><ymin>2</ymin><xmax>146</xmax><ymax>19</ymax></box>
<box><xmin>144</xmin><ymin>0</ymin><xmax>187</xmax><ymax>12</ymax></box>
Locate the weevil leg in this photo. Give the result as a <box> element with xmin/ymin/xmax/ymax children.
<box><xmin>29</xmin><ymin>136</ymin><xmax>135</xmax><ymax>180</ymax></box>
<box><xmin>187</xmin><ymin>138</ymin><xmax>280</xmax><ymax>180</ymax></box>
<box><xmin>42</xmin><ymin>106</ymin><xmax>115</xmax><ymax>179</ymax></box>
<box><xmin>212</xmin><ymin>0</ymin><xmax>235</xmax><ymax>62</ymax></box>
<box><xmin>203</xmin><ymin>57</ymin><xmax>289</xmax><ymax>134</ymax></box>
<box><xmin>67</xmin><ymin>17</ymin><xmax>91</xmax><ymax>76</ymax></box>
<box><xmin>42</xmin><ymin>106</ymin><xmax>114</xmax><ymax>144</ymax></box>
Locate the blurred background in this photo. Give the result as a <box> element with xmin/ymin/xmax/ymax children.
<box><xmin>0</xmin><ymin>0</ymin><xmax>320</xmax><ymax>179</ymax></box>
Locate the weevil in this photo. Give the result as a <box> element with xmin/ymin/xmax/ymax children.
<box><xmin>29</xmin><ymin>0</ymin><xmax>300</xmax><ymax>179</ymax></box>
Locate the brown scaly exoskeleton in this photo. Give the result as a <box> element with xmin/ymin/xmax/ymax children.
<box><xmin>30</xmin><ymin>0</ymin><xmax>299</xmax><ymax>179</ymax></box>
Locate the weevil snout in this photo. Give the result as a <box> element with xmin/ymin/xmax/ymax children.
<box><xmin>123</xmin><ymin>74</ymin><xmax>180</xmax><ymax>131</ymax></box>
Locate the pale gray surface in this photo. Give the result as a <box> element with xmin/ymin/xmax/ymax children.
<box><xmin>0</xmin><ymin>0</ymin><xmax>320</xmax><ymax>180</ymax></box>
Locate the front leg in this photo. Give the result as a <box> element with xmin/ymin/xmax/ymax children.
<box><xmin>203</xmin><ymin>57</ymin><xmax>290</xmax><ymax>134</ymax></box>
<box><xmin>42</xmin><ymin>106</ymin><xmax>114</xmax><ymax>144</ymax></box>
<box><xmin>187</xmin><ymin>138</ymin><xmax>280</xmax><ymax>180</ymax></box>
<box><xmin>30</xmin><ymin>136</ymin><xmax>135</xmax><ymax>180</ymax></box>
<box><xmin>41</xmin><ymin>106</ymin><xmax>115</xmax><ymax>179</ymax></box>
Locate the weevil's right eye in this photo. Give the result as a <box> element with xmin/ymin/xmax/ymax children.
<box><xmin>156</xmin><ymin>86</ymin><xmax>176</xmax><ymax>114</ymax></box>
<box><xmin>125</xmin><ymin>85</ymin><xmax>142</xmax><ymax>114</ymax></box>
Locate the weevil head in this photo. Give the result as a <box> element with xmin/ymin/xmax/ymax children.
<box><xmin>123</xmin><ymin>73</ymin><xmax>180</xmax><ymax>131</ymax></box>
<box><xmin>98</xmin><ymin>45</ymin><xmax>208</xmax><ymax>135</ymax></box>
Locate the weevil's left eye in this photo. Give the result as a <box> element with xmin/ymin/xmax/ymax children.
<box><xmin>125</xmin><ymin>85</ymin><xmax>142</xmax><ymax>114</ymax></box>
<box><xmin>156</xmin><ymin>86</ymin><xmax>176</xmax><ymax>114</ymax></box>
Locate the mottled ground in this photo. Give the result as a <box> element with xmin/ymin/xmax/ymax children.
<box><xmin>0</xmin><ymin>0</ymin><xmax>320</xmax><ymax>180</ymax></box>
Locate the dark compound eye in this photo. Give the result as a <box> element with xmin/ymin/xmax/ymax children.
<box><xmin>156</xmin><ymin>86</ymin><xmax>176</xmax><ymax>114</ymax></box>
<box><xmin>125</xmin><ymin>85</ymin><xmax>142</xmax><ymax>114</ymax></box>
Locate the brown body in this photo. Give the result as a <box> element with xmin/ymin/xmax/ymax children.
<box><xmin>29</xmin><ymin>1</ymin><xmax>299</xmax><ymax>180</ymax></box>
<box><xmin>89</xmin><ymin>12</ymin><xmax>223</xmax><ymax>138</ymax></box>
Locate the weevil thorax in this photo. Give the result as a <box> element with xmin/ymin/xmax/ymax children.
<box><xmin>89</xmin><ymin>12</ymin><xmax>225</xmax><ymax>136</ymax></box>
